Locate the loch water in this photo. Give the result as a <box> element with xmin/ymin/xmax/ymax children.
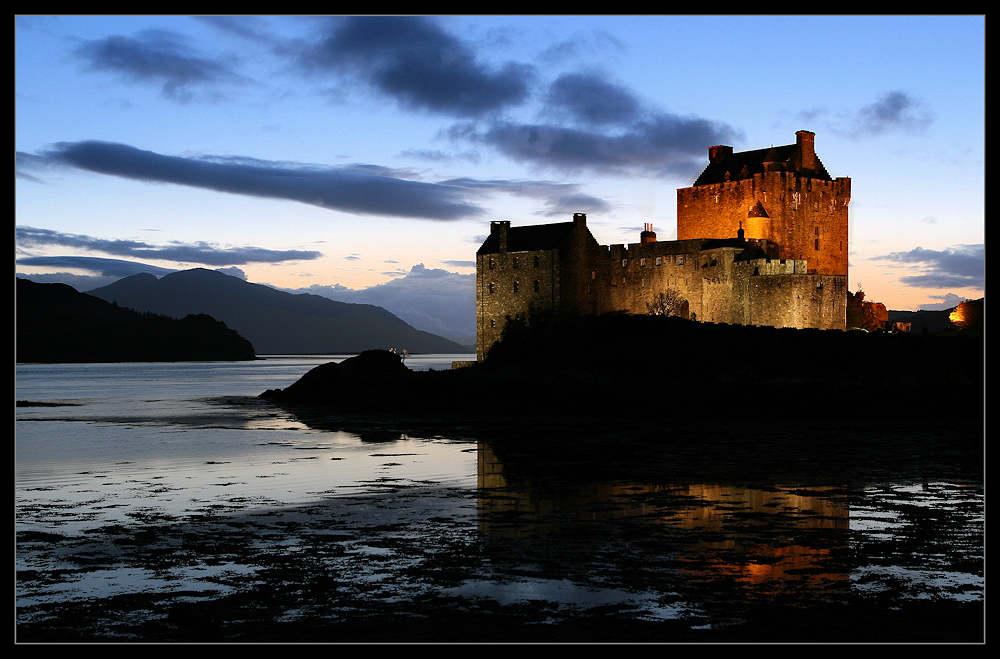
<box><xmin>15</xmin><ymin>358</ymin><xmax>984</xmax><ymax>642</ymax></box>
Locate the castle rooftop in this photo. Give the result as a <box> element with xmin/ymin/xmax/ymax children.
<box><xmin>693</xmin><ymin>130</ymin><xmax>833</xmax><ymax>185</ymax></box>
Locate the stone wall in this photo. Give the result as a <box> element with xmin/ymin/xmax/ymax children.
<box><xmin>476</xmin><ymin>248</ymin><xmax>559</xmax><ymax>359</ymax></box>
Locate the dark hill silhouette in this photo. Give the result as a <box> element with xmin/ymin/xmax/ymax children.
<box><xmin>887</xmin><ymin>308</ymin><xmax>957</xmax><ymax>334</ymax></box>
<box><xmin>16</xmin><ymin>278</ymin><xmax>256</xmax><ymax>363</ymax></box>
<box><xmin>86</xmin><ymin>268</ymin><xmax>469</xmax><ymax>355</ymax></box>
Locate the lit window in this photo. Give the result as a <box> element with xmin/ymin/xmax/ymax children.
<box><xmin>655</xmin><ymin>257</ymin><xmax>662</xmax><ymax>266</ymax></box>
<box><xmin>640</xmin><ymin>258</ymin><xmax>646</xmax><ymax>267</ymax></box>
<box><xmin>489</xmin><ymin>282</ymin><xmax>495</xmax><ymax>294</ymax></box>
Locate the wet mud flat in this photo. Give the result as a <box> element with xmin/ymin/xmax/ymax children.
<box><xmin>16</xmin><ymin>413</ymin><xmax>983</xmax><ymax>644</ymax></box>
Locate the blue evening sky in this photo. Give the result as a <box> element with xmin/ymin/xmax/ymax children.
<box><xmin>16</xmin><ymin>15</ymin><xmax>984</xmax><ymax>334</ymax></box>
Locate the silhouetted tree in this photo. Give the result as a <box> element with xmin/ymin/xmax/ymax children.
<box><xmin>646</xmin><ymin>289</ymin><xmax>687</xmax><ymax>317</ymax></box>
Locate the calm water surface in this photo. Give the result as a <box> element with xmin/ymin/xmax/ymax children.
<box><xmin>15</xmin><ymin>357</ymin><xmax>984</xmax><ymax>639</ymax></box>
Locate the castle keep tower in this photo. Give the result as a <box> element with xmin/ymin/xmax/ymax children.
<box><xmin>677</xmin><ymin>130</ymin><xmax>850</xmax><ymax>278</ymax></box>
<box><xmin>475</xmin><ymin>212</ymin><xmax>600</xmax><ymax>359</ymax></box>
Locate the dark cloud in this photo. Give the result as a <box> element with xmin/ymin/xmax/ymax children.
<box><xmin>448</xmin><ymin>70</ymin><xmax>740</xmax><ymax>178</ymax></box>
<box><xmin>450</xmin><ymin>115</ymin><xmax>738</xmax><ymax>178</ymax></box>
<box><xmin>72</xmin><ymin>29</ymin><xmax>246</xmax><ymax>101</ymax></box>
<box><xmin>18</xmin><ymin>141</ymin><xmax>484</xmax><ymax>221</ymax></box>
<box><xmin>298</xmin><ymin>16</ymin><xmax>534</xmax><ymax>117</ymax></box>
<box><xmin>545</xmin><ymin>72</ymin><xmax>642</xmax><ymax>126</ymax></box>
<box><xmin>870</xmin><ymin>244</ymin><xmax>983</xmax><ymax>289</ymax></box>
<box><xmin>16</xmin><ymin>226</ymin><xmax>322</xmax><ymax>266</ymax></box>
<box><xmin>16</xmin><ymin>255</ymin><xmax>175</xmax><ymax>280</ymax></box>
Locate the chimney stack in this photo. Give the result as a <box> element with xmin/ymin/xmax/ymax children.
<box><xmin>640</xmin><ymin>223</ymin><xmax>657</xmax><ymax>243</ymax></box>
<box><xmin>708</xmin><ymin>145</ymin><xmax>733</xmax><ymax>163</ymax></box>
<box><xmin>491</xmin><ymin>220</ymin><xmax>510</xmax><ymax>253</ymax></box>
<box><xmin>796</xmin><ymin>130</ymin><xmax>816</xmax><ymax>171</ymax></box>
<box><xmin>573</xmin><ymin>212</ymin><xmax>587</xmax><ymax>227</ymax></box>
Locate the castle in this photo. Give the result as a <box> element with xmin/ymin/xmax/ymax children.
<box><xmin>476</xmin><ymin>131</ymin><xmax>851</xmax><ymax>360</ymax></box>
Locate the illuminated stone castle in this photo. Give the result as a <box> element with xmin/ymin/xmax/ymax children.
<box><xmin>476</xmin><ymin>131</ymin><xmax>850</xmax><ymax>359</ymax></box>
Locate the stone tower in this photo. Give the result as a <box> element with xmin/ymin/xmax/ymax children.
<box><xmin>676</xmin><ymin>130</ymin><xmax>850</xmax><ymax>279</ymax></box>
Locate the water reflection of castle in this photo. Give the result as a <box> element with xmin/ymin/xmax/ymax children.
<box><xmin>477</xmin><ymin>443</ymin><xmax>849</xmax><ymax>594</ymax></box>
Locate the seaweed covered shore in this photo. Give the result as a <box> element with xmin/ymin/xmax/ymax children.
<box><xmin>261</xmin><ymin>313</ymin><xmax>983</xmax><ymax>423</ymax></box>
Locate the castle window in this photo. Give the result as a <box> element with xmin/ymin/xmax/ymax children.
<box><xmin>815</xmin><ymin>227</ymin><xmax>820</xmax><ymax>236</ymax></box>
<box><xmin>622</xmin><ymin>259</ymin><xmax>628</xmax><ymax>268</ymax></box>
<box><xmin>533</xmin><ymin>280</ymin><xmax>540</xmax><ymax>292</ymax></box>
<box><xmin>815</xmin><ymin>239</ymin><xmax>820</xmax><ymax>250</ymax></box>
<box><xmin>591</xmin><ymin>270</ymin><xmax>596</xmax><ymax>280</ymax></box>
<box><xmin>513</xmin><ymin>281</ymin><xmax>519</xmax><ymax>293</ymax></box>
<box><xmin>655</xmin><ymin>257</ymin><xmax>662</xmax><ymax>266</ymax></box>
<box><xmin>640</xmin><ymin>258</ymin><xmax>646</xmax><ymax>267</ymax></box>
<box><xmin>512</xmin><ymin>256</ymin><xmax>519</xmax><ymax>268</ymax></box>
<box><xmin>533</xmin><ymin>254</ymin><xmax>540</xmax><ymax>267</ymax></box>
<box><xmin>491</xmin><ymin>318</ymin><xmax>496</xmax><ymax>328</ymax></box>
<box><xmin>489</xmin><ymin>282</ymin><xmax>495</xmax><ymax>294</ymax></box>
<box><xmin>489</xmin><ymin>258</ymin><xmax>495</xmax><ymax>270</ymax></box>
<box><xmin>677</xmin><ymin>256</ymin><xmax>685</xmax><ymax>265</ymax></box>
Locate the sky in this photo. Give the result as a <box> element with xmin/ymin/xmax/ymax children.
<box><xmin>16</xmin><ymin>15</ymin><xmax>985</xmax><ymax>344</ymax></box>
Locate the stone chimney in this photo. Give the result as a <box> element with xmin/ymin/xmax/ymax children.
<box><xmin>573</xmin><ymin>212</ymin><xmax>587</xmax><ymax>227</ymax></box>
<box><xmin>640</xmin><ymin>223</ymin><xmax>657</xmax><ymax>243</ymax></box>
<box><xmin>491</xmin><ymin>220</ymin><xmax>510</xmax><ymax>253</ymax></box>
<box><xmin>796</xmin><ymin>130</ymin><xmax>817</xmax><ymax>172</ymax></box>
<box><xmin>708</xmin><ymin>145</ymin><xmax>733</xmax><ymax>163</ymax></box>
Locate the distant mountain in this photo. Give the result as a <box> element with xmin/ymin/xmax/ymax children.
<box><xmin>16</xmin><ymin>278</ymin><xmax>256</xmax><ymax>363</ymax></box>
<box><xmin>86</xmin><ymin>268</ymin><xmax>470</xmax><ymax>355</ymax></box>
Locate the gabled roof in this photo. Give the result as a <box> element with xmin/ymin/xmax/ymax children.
<box><xmin>693</xmin><ymin>143</ymin><xmax>831</xmax><ymax>186</ymax></box>
<box><xmin>477</xmin><ymin>221</ymin><xmax>578</xmax><ymax>255</ymax></box>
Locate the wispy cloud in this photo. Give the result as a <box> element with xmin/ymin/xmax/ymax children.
<box><xmin>17</xmin><ymin>141</ymin><xmax>485</xmax><ymax>221</ymax></box>
<box><xmin>802</xmin><ymin>91</ymin><xmax>934</xmax><ymax>139</ymax></box>
<box><xmin>870</xmin><ymin>244</ymin><xmax>983</xmax><ymax>289</ymax></box>
<box><xmin>16</xmin><ymin>225</ymin><xmax>322</xmax><ymax>266</ymax></box>
<box><xmin>440</xmin><ymin>177</ymin><xmax>611</xmax><ymax>215</ymax></box>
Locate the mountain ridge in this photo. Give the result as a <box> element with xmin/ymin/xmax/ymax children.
<box><xmin>87</xmin><ymin>268</ymin><xmax>470</xmax><ymax>354</ymax></box>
